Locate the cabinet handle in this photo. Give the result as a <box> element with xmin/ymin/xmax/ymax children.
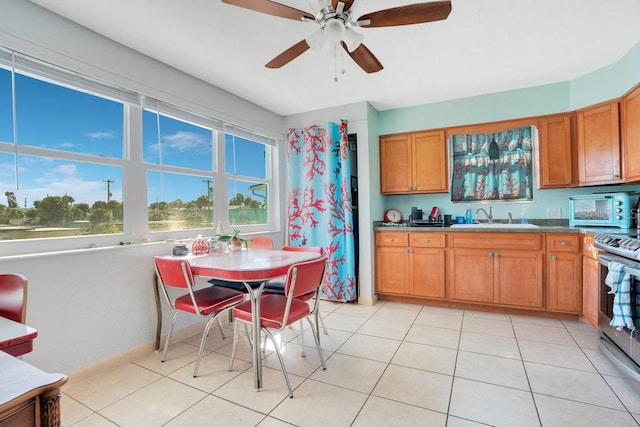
<box><xmin>613</xmin><ymin>174</ymin><xmax>620</xmax><ymax>179</ymax></box>
<box><xmin>488</xmin><ymin>251</ymin><xmax>493</xmax><ymax>257</ymax></box>
<box><xmin>494</xmin><ymin>252</ymin><xmax>499</xmax><ymax>257</ymax></box>
<box><xmin>390</xmin><ymin>238</ymin><xmax>395</xmax><ymax>242</ymax></box>
<box><xmin>551</xmin><ymin>255</ymin><xmax>557</xmax><ymax>261</ymax></box>
<box><xmin>560</xmin><ymin>241</ymin><xmax>567</xmax><ymax>247</ymax></box>
<box><xmin>566</xmin><ymin>179</ymin><xmax>572</xmax><ymax>184</ymax></box>
<box><xmin>424</xmin><ymin>239</ymin><xmax>430</xmax><ymax>243</ymax></box>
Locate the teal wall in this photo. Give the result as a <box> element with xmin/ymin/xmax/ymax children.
<box><xmin>373</xmin><ymin>41</ymin><xmax>640</xmax><ymax>223</ymax></box>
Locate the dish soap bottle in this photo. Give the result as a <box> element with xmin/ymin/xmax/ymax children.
<box><xmin>520</xmin><ymin>208</ymin><xmax>528</xmax><ymax>224</ymax></box>
<box><xmin>465</xmin><ymin>204</ymin><xmax>473</xmax><ymax>224</ymax></box>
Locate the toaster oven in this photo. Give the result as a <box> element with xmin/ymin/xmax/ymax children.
<box><xmin>569</xmin><ymin>192</ymin><xmax>638</xmax><ymax>229</ymax></box>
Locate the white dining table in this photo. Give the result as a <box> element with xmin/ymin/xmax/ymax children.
<box><xmin>154</xmin><ymin>248</ymin><xmax>321</xmax><ymax>390</ymax></box>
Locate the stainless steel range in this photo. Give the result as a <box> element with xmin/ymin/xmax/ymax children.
<box><xmin>594</xmin><ymin>232</ymin><xmax>640</xmax><ymax>381</ymax></box>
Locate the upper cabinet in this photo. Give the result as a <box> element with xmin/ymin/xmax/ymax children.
<box><xmin>577</xmin><ymin>101</ymin><xmax>622</xmax><ymax>185</ymax></box>
<box><xmin>537</xmin><ymin>113</ymin><xmax>576</xmax><ymax>188</ymax></box>
<box><xmin>380</xmin><ymin>130</ymin><xmax>448</xmax><ymax>194</ymax></box>
<box><xmin>623</xmin><ymin>84</ymin><xmax>640</xmax><ymax>183</ymax></box>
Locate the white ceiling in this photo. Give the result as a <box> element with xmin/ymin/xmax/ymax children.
<box><xmin>31</xmin><ymin>0</ymin><xmax>640</xmax><ymax>116</ymax></box>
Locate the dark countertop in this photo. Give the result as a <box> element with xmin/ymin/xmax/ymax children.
<box><xmin>373</xmin><ymin>221</ymin><xmax>636</xmax><ymax>235</ymax></box>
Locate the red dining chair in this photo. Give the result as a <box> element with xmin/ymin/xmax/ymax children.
<box><xmin>0</xmin><ymin>273</ymin><xmax>28</xmax><ymax>324</ymax></box>
<box><xmin>154</xmin><ymin>257</ymin><xmax>245</xmax><ymax>377</ymax></box>
<box><xmin>249</xmin><ymin>236</ymin><xmax>275</xmax><ymax>250</ymax></box>
<box><xmin>263</xmin><ymin>246</ymin><xmax>327</xmax><ymax>356</ymax></box>
<box><xmin>229</xmin><ymin>256</ymin><xmax>328</xmax><ymax>398</ymax></box>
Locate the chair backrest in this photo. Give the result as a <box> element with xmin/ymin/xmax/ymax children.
<box><xmin>249</xmin><ymin>237</ymin><xmax>275</xmax><ymax>250</ymax></box>
<box><xmin>154</xmin><ymin>257</ymin><xmax>196</xmax><ymax>309</ymax></box>
<box><xmin>0</xmin><ymin>273</ymin><xmax>28</xmax><ymax>323</ymax></box>
<box><xmin>281</xmin><ymin>245</ymin><xmax>324</xmax><ymax>256</ymax></box>
<box><xmin>284</xmin><ymin>256</ymin><xmax>327</xmax><ymax>299</ymax></box>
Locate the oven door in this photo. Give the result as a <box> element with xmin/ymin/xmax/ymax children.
<box><xmin>598</xmin><ymin>253</ymin><xmax>640</xmax><ymax>380</ymax></box>
<box><xmin>570</xmin><ymin>196</ymin><xmax>613</xmax><ymax>227</ymax></box>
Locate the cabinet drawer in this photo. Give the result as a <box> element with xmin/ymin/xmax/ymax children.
<box><xmin>375</xmin><ymin>232</ymin><xmax>408</xmax><ymax>247</ymax></box>
<box><xmin>411</xmin><ymin>232</ymin><xmax>445</xmax><ymax>248</ymax></box>
<box><xmin>448</xmin><ymin>232</ymin><xmax>542</xmax><ymax>251</ymax></box>
<box><xmin>547</xmin><ymin>234</ymin><xmax>580</xmax><ymax>252</ymax></box>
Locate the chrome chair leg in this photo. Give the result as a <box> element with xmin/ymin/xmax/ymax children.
<box><xmin>194</xmin><ymin>313</ymin><xmax>220</xmax><ymax>377</ymax></box>
<box><xmin>265</xmin><ymin>329</ymin><xmax>294</xmax><ymax>398</ymax></box>
<box><xmin>229</xmin><ymin>320</ymin><xmax>239</xmax><ymax>372</ymax></box>
<box><xmin>161</xmin><ymin>311</ymin><xmax>180</xmax><ymax>362</ymax></box>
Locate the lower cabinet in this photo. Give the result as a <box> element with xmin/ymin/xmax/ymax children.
<box><xmin>546</xmin><ymin>234</ymin><xmax>582</xmax><ymax>313</ymax></box>
<box><xmin>582</xmin><ymin>235</ymin><xmax>599</xmax><ymax>326</ymax></box>
<box><xmin>375</xmin><ymin>230</ymin><xmax>586</xmax><ymax>316</ymax></box>
<box><xmin>447</xmin><ymin>233</ymin><xmax>544</xmax><ymax>309</ymax></box>
<box><xmin>375</xmin><ymin>231</ymin><xmax>445</xmax><ymax>298</ymax></box>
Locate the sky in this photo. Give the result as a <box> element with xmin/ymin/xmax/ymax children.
<box><xmin>0</xmin><ymin>68</ymin><xmax>267</xmax><ymax>208</ymax></box>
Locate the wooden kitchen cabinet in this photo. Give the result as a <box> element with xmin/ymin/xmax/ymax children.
<box><xmin>547</xmin><ymin>234</ymin><xmax>582</xmax><ymax>313</ymax></box>
<box><xmin>375</xmin><ymin>231</ymin><xmax>445</xmax><ymax>298</ymax></box>
<box><xmin>622</xmin><ymin>84</ymin><xmax>640</xmax><ymax>182</ymax></box>
<box><xmin>577</xmin><ymin>101</ymin><xmax>622</xmax><ymax>185</ymax></box>
<box><xmin>380</xmin><ymin>130</ymin><xmax>448</xmax><ymax>194</ymax></box>
<box><xmin>582</xmin><ymin>235</ymin><xmax>599</xmax><ymax>327</ymax></box>
<box><xmin>447</xmin><ymin>233</ymin><xmax>544</xmax><ymax>309</ymax></box>
<box><xmin>537</xmin><ymin>113</ymin><xmax>576</xmax><ymax>188</ymax></box>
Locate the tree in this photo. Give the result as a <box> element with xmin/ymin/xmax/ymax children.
<box><xmin>195</xmin><ymin>195</ymin><xmax>211</xmax><ymax>211</ymax></box>
<box><xmin>5</xmin><ymin>191</ymin><xmax>17</xmax><ymax>208</ymax></box>
<box><xmin>32</xmin><ymin>195</ymin><xmax>75</xmax><ymax>226</ymax></box>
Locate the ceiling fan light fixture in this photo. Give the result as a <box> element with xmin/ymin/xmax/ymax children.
<box><xmin>343</xmin><ymin>27</ymin><xmax>363</xmax><ymax>52</ymax></box>
<box><xmin>306</xmin><ymin>27</ymin><xmax>327</xmax><ymax>51</ymax></box>
<box><xmin>309</xmin><ymin>0</ymin><xmax>330</xmax><ymax>15</ymax></box>
<box><xmin>324</xmin><ymin>19</ymin><xmax>346</xmax><ymax>43</ymax></box>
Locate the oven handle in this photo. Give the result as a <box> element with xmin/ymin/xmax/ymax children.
<box><xmin>598</xmin><ymin>254</ymin><xmax>640</xmax><ymax>276</ymax></box>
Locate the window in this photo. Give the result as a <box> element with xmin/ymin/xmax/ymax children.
<box><xmin>450</xmin><ymin>126</ymin><xmax>534</xmax><ymax>202</ymax></box>
<box><xmin>0</xmin><ymin>52</ymin><xmax>126</xmax><ymax>243</ymax></box>
<box><xmin>143</xmin><ymin>108</ymin><xmax>215</xmax><ymax>232</ymax></box>
<box><xmin>0</xmin><ymin>47</ymin><xmax>277</xmax><ymax>254</ymax></box>
<box><xmin>225</xmin><ymin>132</ymin><xmax>269</xmax><ymax>227</ymax></box>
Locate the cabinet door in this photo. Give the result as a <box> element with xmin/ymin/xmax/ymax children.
<box><xmin>447</xmin><ymin>249</ymin><xmax>493</xmax><ymax>303</ymax></box>
<box><xmin>411</xmin><ymin>248</ymin><xmax>445</xmax><ymax>298</ymax></box>
<box><xmin>380</xmin><ymin>134</ymin><xmax>412</xmax><ymax>194</ymax></box>
<box><xmin>582</xmin><ymin>256</ymin><xmax>599</xmax><ymax>327</ymax></box>
<box><xmin>413</xmin><ymin>130</ymin><xmax>448</xmax><ymax>193</ymax></box>
<box><xmin>547</xmin><ymin>252</ymin><xmax>582</xmax><ymax>313</ymax></box>
<box><xmin>375</xmin><ymin>247</ymin><xmax>409</xmax><ymax>294</ymax></box>
<box><xmin>538</xmin><ymin>114</ymin><xmax>575</xmax><ymax>188</ymax></box>
<box><xmin>623</xmin><ymin>85</ymin><xmax>640</xmax><ymax>182</ymax></box>
<box><xmin>494</xmin><ymin>250</ymin><xmax>543</xmax><ymax>308</ymax></box>
<box><xmin>577</xmin><ymin>101</ymin><xmax>621</xmax><ymax>185</ymax></box>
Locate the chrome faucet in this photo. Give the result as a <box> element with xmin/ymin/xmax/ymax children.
<box><xmin>507</xmin><ymin>212</ymin><xmax>513</xmax><ymax>224</ymax></box>
<box><xmin>476</xmin><ymin>206</ymin><xmax>493</xmax><ymax>223</ymax></box>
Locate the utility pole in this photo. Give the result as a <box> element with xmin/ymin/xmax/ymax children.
<box><xmin>202</xmin><ymin>179</ymin><xmax>213</xmax><ymax>202</ymax></box>
<box><xmin>103</xmin><ymin>179</ymin><xmax>114</xmax><ymax>202</ymax></box>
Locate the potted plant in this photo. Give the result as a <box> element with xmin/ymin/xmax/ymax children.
<box><xmin>216</xmin><ymin>228</ymin><xmax>248</xmax><ymax>250</ymax></box>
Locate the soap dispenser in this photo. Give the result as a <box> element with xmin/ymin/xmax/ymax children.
<box><xmin>465</xmin><ymin>204</ymin><xmax>473</xmax><ymax>224</ymax></box>
<box><xmin>520</xmin><ymin>208</ymin><xmax>528</xmax><ymax>224</ymax></box>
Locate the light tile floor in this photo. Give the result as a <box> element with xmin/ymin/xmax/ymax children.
<box><xmin>61</xmin><ymin>301</ymin><xmax>640</xmax><ymax>426</ymax></box>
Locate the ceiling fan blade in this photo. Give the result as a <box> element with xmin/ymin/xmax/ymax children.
<box><xmin>222</xmin><ymin>0</ymin><xmax>314</xmax><ymax>21</ymax></box>
<box><xmin>358</xmin><ymin>1</ymin><xmax>452</xmax><ymax>28</ymax></box>
<box><xmin>332</xmin><ymin>0</ymin><xmax>355</xmax><ymax>12</ymax></box>
<box><xmin>342</xmin><ymin>42</ymin><xmax>383</xmax><ymax>74</ymax></box>
<box><xmin>265</xmin><ymin>40</ymin><xmax>311</xmax><ymax>68</ymax></box>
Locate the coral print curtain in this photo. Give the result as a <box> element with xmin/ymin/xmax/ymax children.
<box><xmin>285</xmin><ymin>120</ymin><xmax>356</xmax><ymax>302</ymax></box>
<box><xmin>450</xmin><ymin>126</ymin><xmax>534</xmax><ymax>202</ymax></box>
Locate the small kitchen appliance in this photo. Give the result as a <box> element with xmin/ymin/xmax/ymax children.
<box><xmin>569</xmin><ymin>192</ymin><xmax>639</xmax><ymax>229</ymax></box>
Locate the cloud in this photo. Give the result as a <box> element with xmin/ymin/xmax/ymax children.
<box><xmin>88</xmin><ymin>131</ymin><xmax>116</xmax><ymax>140</ymax></box>
<box><xmin>162</xmin><ymin>131</ymin><xmax>209</xmax><ymax>153</ymax></box>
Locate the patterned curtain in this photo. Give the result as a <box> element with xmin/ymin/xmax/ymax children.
<box><xmin>450</xmin><ymin>126</ymin><xmax>533</xmax><ymax>202</ymax></box>
<box><xmin>285</xmin><ymin>120</ymin><xmax>356</xmax><ymax>302</ymax></box>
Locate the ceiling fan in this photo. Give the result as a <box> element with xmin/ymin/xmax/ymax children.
<box><xmin>221</xmin><ymin>0</ymin><xmax>452</xmax><ymax>73</ymax></box>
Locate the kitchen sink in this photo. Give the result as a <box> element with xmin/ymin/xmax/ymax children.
<box><xmin>449</xmin><ymin>223</ymin><xmax>540</xmax><ymax>229</ymax></box>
